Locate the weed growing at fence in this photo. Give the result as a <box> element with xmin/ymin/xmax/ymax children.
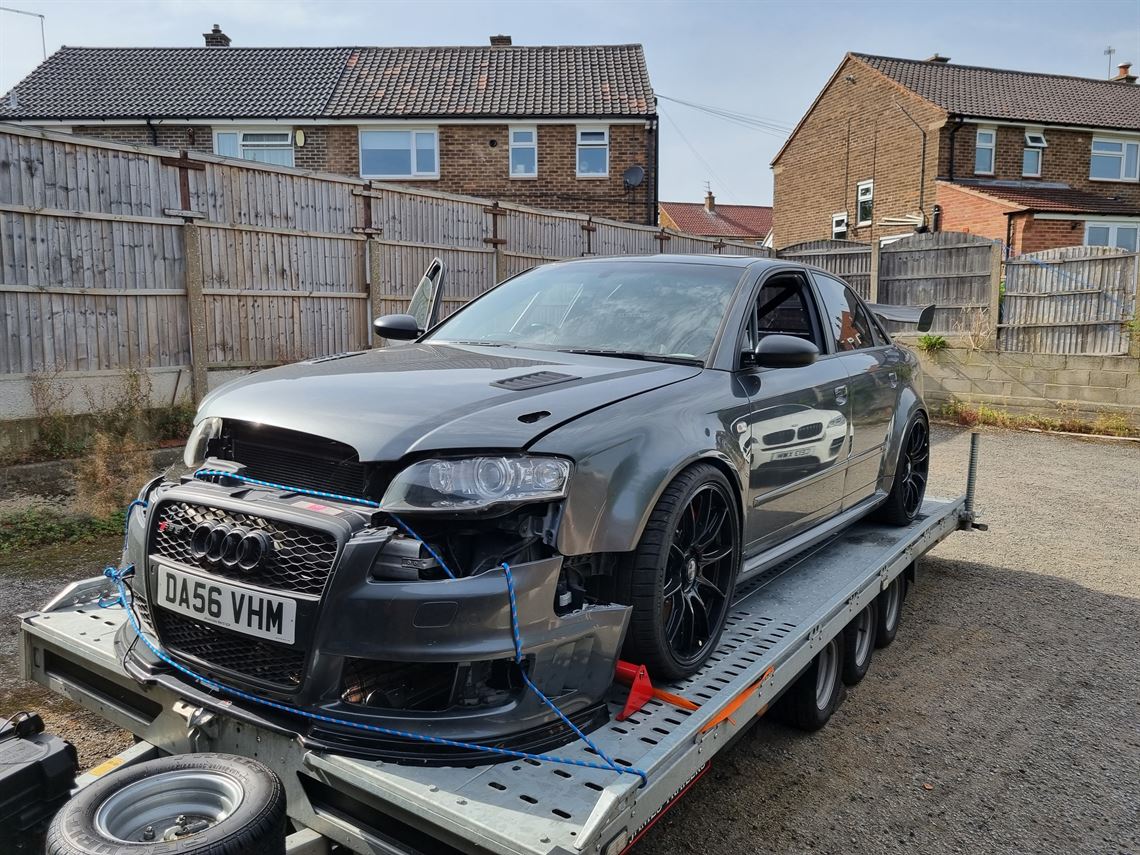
<box><xmin>0</xmin><ymin>504</ymin><xmax>125</xmax><ymax>555</ymax></box>
<box><xmin>953</xmin><ymin>308</ymin><xmax>996</xmax><ymax>352</ymax></box>
<box><xmin>75</xmin><ymin>433</ymin><xmax>154</xmax><ymax>518</ymax></box>
<box><xmin>916</xmin><ymin>334</ymin><xmax>949</xmax><ymax>354</ymax></box>
<box><xmin>28</xmin><ymin>370</ymin><xmax>85</xmax><ymax>461</ymax></box>
<box><xmin>152</xmin><ymin>403</ymin><xmax>196</xmax><ymax>444</ymax></box>
<box><xmin>939</xmin><ymin>400</ymin><xmax>1138</xmax><ymax>438</ymax></box>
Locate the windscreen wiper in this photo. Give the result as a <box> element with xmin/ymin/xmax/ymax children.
<box><xmin>560</xmin><ymin>349</ymin><xmax>703</xmax><ymax>365</ymax></box>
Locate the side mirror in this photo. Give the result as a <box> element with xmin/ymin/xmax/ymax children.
<box><xmin>373</xmin><ymin>314</ymin><xmax>422</xmax><ymax>341</ymax></box>
<box><xmin>753</xmin><ymin>334</ymin><xmax>819</xmax><ymax>369</ymax></box>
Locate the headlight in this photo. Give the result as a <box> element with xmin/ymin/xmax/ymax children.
<box><xmin>382</xmin><ymin>455</ymin><xmax>571</xmax><ymax>512</ymax></box>
<box><xmin>183</xmin><ymin>416</ymin><xmax>223</xmax><ymax>468</ymax></box>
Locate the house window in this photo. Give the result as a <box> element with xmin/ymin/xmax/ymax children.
<box><xmin>1022</xmin><ymin>129</ymin><xmax>1046</xmax><ymax>177</ymax></box>
<box><xmin>509</xmin><ymin>126</ymin><xmax>537</xmax><ymax>178</ymax></box>
<box><xmin>856</xmin><ymin>180</ymin><xmax>873</xmax><ymax>226</ymax></box>
<box><xmin>359</xmin><ymin>129</ymin><xmax>439</xmax><ymax>179</ymax></box>
<box><xmin>213</xmin><ymin>129</ymin><xmax>294</xmax><ymax>166</ymax></box>
<box><xmin>832</xmin><ymin>212</ymin><xmax>848</xmax><ymax>239</ymax></box>
<box><xmin>1085</xmin><ymin>221</ymin><xmax>1139</xmax><ymax>251</ymax></box>
<box><xmin>974</xmin><ymin>128</ymin><xmax>995</xmax><ymax>175</ymax></box>
<box><xmin>576</xmin><ymin>127</ymin><xmax>609</xmax><ymax>177</ymax></box>
<box><xmin>1090</xmin><ymin>138</ymin><xmax>1140</xmax><ymax>182</ymax></box>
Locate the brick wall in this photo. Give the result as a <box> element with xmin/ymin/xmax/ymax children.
<box><xmin>68</xmin><ymin>122</ymin><xmax>654</xmax><ymax>224</ymax></box>
<box><xmin>772</xmin><ymin>55</ymin><xmax>947</xmax><ymax>248</ymax></box>
<box><xmin>918</xmin><ymin>347</ymin><xmax>1140</xmax><ymax>423</ymax></box>
<box><xmin>935</xmin><ymin>181</ymin><xmax>1015</xmax><ymax>242</ymax></box>
<box><xmin>940</xmin><ymin>122</ymin><xmax>1140</xmax><ymax>206</ymax></box>
<box><xmin>72</xmin><ymin>124</ymin><xmax>213</xmax><ymax>152</ymax></box>
<box><xmin>1014</xmin><ymin>215</ymin><xmax>1086</xmax><ymax>254</ymax></box>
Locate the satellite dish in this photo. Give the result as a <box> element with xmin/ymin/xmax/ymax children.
<box><xmin>623</xmin><ymin>165</ymin><xmax>645</xmax><ymax>189</ymax></box>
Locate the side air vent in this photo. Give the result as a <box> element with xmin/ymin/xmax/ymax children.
<box><xmin>491</xmin><ymin>371</ymin><xmax>579</xmax><ymax>391</ymax></box>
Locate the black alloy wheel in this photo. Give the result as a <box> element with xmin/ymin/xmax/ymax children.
<box><xmin>879</xmin><ymin>415</ymin><xmax>930</xmax><ymax>525</ymax></box>
<box><xmin>622</xmin><ymin>464</ymin><xmax>741</xmax><ymax>681</ymax></box>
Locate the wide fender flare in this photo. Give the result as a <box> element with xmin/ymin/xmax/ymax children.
<box><xmin>529</xmin><ymin>374</ymin><xmax>750</xmax><ymax>556</ymax></box>
<box><xmin>880</xmin><ymin>385</ymin><xmax>927</xmax><ymax>486</ymax></box>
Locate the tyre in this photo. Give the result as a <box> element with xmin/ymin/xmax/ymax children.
<box><xmin>841</xmin><ymin>600</ymin><xmax>877</xmax><ymax>685</ymax></box>
<box><xmin>874</xmin><ymin>575</ymin><xmax>906</xmax><ymax>649</ymax></box>
<box><xmin>776</xmin><ymin>635</ymin><xmax>844</xmax><ymax>731</ymax></box>
<box><xmin>878</xmin><ymin>414</ymin><xmax>930</xmax><ymax>525</ymax></box>
<box><xmin>621</xmin><ymin>463</ymin><xmax>741</xmax><ymax>681</ymax></box>
<box><xmin>46</xmin><ymin>753</ymin><xmax>286</xmax><ymax>855</ymax></box>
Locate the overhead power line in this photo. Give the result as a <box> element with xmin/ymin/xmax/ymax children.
<box><xmin>656</xmin><ymin>93</ymin><xmax>794</xmax><ymax>138</ymax></box>
<box><xmin>659</xmin><ymin>108</ymin><xmax>737</xmax><ymax>203</ymax></box>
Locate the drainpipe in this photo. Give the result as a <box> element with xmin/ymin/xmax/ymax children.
<box><xmin>652</xmin><ymin>115</ymin><xmax>660</xmax><ymax>226</ymax></box>
<box><xmin>947</xmin><ymin>116</ymin><xmax>964</xmax><ymax>181</ymax></box>
<box><xmin>144</xmin><ymin>117</ymin><xmax>158</xmax><ymax>146</ymax></box>
<box><xmin>895</xmin><ymin>103</ymin><xmax>927</xmax><ymax>225</ymax></box>
<box><xmin>1004</xmin><ymin>212</ymin><xmax>1014</xmax><ymax>258</ymax></box>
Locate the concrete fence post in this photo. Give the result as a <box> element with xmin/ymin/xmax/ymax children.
<box><xmin>988</xmin><ymin>239</ymin><xmax>1003</xmax><ymax>351</ymax></box>
<box><xmin>868</xmin><ymin>239</ymin><xmax>881</xmax><ymax>303</ymax></box>
<box><xmin>183</xmin><ymin>221</ymin><xmax>209</xmax><ymax>405</ymax></box>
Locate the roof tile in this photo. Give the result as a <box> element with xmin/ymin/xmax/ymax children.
<box><xmin>946</xmin><ymin>180</ymin><xmax>1140</xmax><ymax>215</ymax></box>
<box><xmin>659</xmin><ymin>201</ymin><xmax>772</xmax><ymax>239</ymax></box>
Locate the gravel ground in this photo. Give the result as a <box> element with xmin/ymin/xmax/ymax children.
<box><xmin>641</xmin><ymin>425</ymin><xmax>1140</xmax><ymax>855</ymax></box>
<box><xmin>1</xmin><ymin>425</ymin><xmax>1137</xmax><ymax>854</ymax></box>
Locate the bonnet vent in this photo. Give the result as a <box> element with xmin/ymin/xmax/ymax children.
<box><xmin>491</xmin><ymin>371</ymin><xmax>580</xmax><ymax>390</ymax></box>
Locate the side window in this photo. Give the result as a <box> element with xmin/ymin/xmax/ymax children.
<box><xmin>812</xmin><ymin>273</ymin><xmax>877</xmax><ymax>352</ymax></box>
<box><xmin>744</xmin><ymin>274</ymin><xmax>821</xmax><ymax>353</ymax></box>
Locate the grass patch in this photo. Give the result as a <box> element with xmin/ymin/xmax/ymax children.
<box><xmin>939</xmin><ymin>400</ymin><xmax>1139</xmax><ymax>438</ymax></box>
<box><xmin>916</xmin><ymin>333</ymin><xmax>949</xmax><ymax>354</ymax></box>
<box><xmin>0</xmin><ymin>506</ymin><xmax>124</xmax><ymax>555</ymax></box>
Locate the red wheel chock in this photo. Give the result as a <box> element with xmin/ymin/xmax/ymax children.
<box><xmin>614</xmin><ymin>660</ymin><xmax>700</xmax><ymax>721</ymax></box>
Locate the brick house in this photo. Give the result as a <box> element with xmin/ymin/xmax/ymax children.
<box><xmin>0</xmin><ymin>28</ymin><xmax>659</xmax><ymax>224</ymax></box>
<box><xmin>658</xmin><ymin>191</ymin><xmax>772</xmax><ymax>245</ymax></box>
<box><xmin>771</xmin><ymin>52</ymin><xmax>1140</xmax><ymax>253</ymax></box>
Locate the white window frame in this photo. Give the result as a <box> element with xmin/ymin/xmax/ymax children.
<box><xmin>974</xmin><ymin>127</ymin><xmax>996</xmax><ymax>176</ymax></box>
<box><xmin>1083</xmin><ymin>220</ymin><xmax>1140</xmax><ymax>251</ymax></box>
<box><xmin>831</xmin><ymin>212</ymin><xmax>848</xmax><ymax>239</ymax></box>
<box><xmin>576</xmin><ymin>126</ymin><xmax>609</xmax><ymax>178</ymax></box>
<box><xmin>1022</xmin><ymin>128</ymin><xmax>1046</xmax><ymax>177</ymax></box>
<box><xmin>855</xmin><ymin>180</ymin><xmax>874</xmax><ymax>226</ymax></box>
<box><xmin>508</xmin><ymin>125</ymin><xmax>537</xmax><ymax>179</ymax></box>
<box><xmin>1024</xmin><ymin>130</ymin><xmax>1048</xmax><ymax>148</ymax></box>
<box><xmin>212</xmin><ymin>128</ymin><xmax>295</xmax><ymax>167</ymax></box>
<box><xmin>358</xmin><ymin>127</ymin><xmax>440</xmax><ymax>180</ymax></box>
<box><xmin>1089</xmin><ymin>136</ymin><xmax>1140</xmax><ymax>183</ymax></box>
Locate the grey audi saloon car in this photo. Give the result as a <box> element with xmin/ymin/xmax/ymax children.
<box><xmin>121</xmin><ymin>254</ymin><xmax>930</xmax><ymax>759</ymax></box>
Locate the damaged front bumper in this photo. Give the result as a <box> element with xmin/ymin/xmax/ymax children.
<box><xmin>119</xmin><ymin>480</ymin><xmax>629</xmax><ymax>763</ymax></box>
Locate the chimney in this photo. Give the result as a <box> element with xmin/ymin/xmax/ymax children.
<box><xmin>204</xmin><ymin>24</ymin><xmax>231</xmax><ymax>47</ymax></box>
<box><xmin>704</xmin><ymin>190</ymin><xmax>716</xmax><ymax>213</ymax></box>
<box><xmin>925</xmin><ymin>53</ymin><xmax>950</xmax><ymax>63</ymax></box>
<box><xmin>489</xmin><ymin>34</ymin><xmax>512</xmax><ymax>47</ymax></box>
<box><xmin>1113</xmin><ymin>61</ymin><xmax>1137</xmax><ymax>83</ymax></box>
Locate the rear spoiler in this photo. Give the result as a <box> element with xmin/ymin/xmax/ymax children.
<box><xmin>867</xmin><ymin>303</ymin><xmax>936</xmax><ymax>333</ymax></box>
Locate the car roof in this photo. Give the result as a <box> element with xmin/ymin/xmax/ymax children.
<box><xmin>553</xmin><ymin>253</ymin><xmax>783</xmax><ymax>270</ymax></box>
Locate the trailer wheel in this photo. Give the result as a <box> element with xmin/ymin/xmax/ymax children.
<box><xmin>777</xmin><ymin>635</ymin><xmax>844</xmax><ymax>731</ymax></box>
<box><xmin>874</xmin><ymin>576</ymin><xmax>906</xmax><ymax>649</ymax></box>
<box><xmin>841</xmin><ymin>601</ymin><xmax>877</xmax><ymax>685</ymax></box>
<box><xmin>46</xmin><ymin>753</ymin><xmax>285</xmax><ymax>855</ymax></box>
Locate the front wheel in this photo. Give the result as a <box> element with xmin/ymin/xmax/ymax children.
<box><xmin>620</xmin><ymin>464</ymin><xmax>741</xmax><ymax>681</ymax></box>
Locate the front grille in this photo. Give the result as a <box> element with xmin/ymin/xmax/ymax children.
<box><xmin>151</xmin><ymin>502</ymin><xmax>338</xmax><ymax>595</ymax></box>
<box><xmin>154</xmin><ymin>608</ymin><xmax>306</xmax><ymax>689</ymax></box>
<box><xmin>227</xmin><ymin>421</ymin><xmax>368</xmax><ymax>499</ymax></box>
<box><xmin>762</xmin><ymin>428</ymin><xmax>795</xmax><ymax>446</ymax></box>
<box><xmin>797</xmin><ymin>422</ymin><xmax>823</xmax><ymax>440</ymax></box>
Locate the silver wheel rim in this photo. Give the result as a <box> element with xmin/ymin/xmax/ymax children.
<box><xmin>883</xmin><ymin>580</ymin><xmax>901</xmax><ymax>633</ymax></box>
<box><xmin>94</xmin><ymin>769</ymin><xmax>244</xmax><ymax>843</ymax></box>
<box><xmin>853</xmin><ymin>607</ymin><xmax>873</xmax><ymax>666</ymax></box>
<box><xmin>815</xmin><ymin>638</ymin><xmax>839</xmax><ymax>709</ymax></box>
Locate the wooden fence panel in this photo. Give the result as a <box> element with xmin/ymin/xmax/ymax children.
<box><xmin>877</xmin><ymin>232</ymin><xmax>998</xmax><ymax>334</ymax></box>
<box><xmin>777</xmin><ymin>239</ymin><xmax>872</xmax><ymax>299</ymax></box>
<box><xmin>1000</xmin><ymin>245</ymin><xmax>1138</xmax><ymax>355</ymax></box>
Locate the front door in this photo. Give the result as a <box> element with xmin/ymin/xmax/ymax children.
<box><xmin>811</xmin><ymin>272</ymin><xmax>897</xmax><ymax>506</ymax></box>
<box><xmin>739</xmin><ymin>271</ymin><xmax>851</xmax><ymax>555</ymax></box>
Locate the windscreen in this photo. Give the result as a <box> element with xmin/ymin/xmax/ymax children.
<box><xmin>425</xmin><ymin>261</ymin><xmax>743</xmax><ymax>361</ymax></box>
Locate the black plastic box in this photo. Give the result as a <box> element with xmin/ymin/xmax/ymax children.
<box><xmin>0</xmin><ymin>713</ymin><xmax>78</xmax><ymax>851</ymax></box>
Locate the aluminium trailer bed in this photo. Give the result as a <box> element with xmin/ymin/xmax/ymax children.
<box><xmin>20</xmin><ymin>493</ymin><xmax>974</xmax><ymax>855</ymax></box>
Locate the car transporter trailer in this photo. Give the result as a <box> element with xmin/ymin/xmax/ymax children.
<box><xmin>17</xmin><ymin>438</ymin><xmax>985</xmax><ymax>855</ymax></box>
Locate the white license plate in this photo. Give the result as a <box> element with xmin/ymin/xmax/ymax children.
<box><xmin>157</xmin><ymin>566</ymin><xmax>297</xmax><ymax>644</ymax></box>
<box><xmin>773</xmin><ymin>447</ymin><xmax>813</xmax><ymax>460</ymax></box>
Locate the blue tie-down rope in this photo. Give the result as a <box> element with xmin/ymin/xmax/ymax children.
<box><xmin>102</xmin><ymin>493</ymin><xmax>648</xmax><ymax>784</ymax></box>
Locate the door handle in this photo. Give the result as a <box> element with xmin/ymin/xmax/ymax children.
<box><xmin>835</xmin><ymin>385</ymin><xmax>848</xmax><ymax>406</ymax></box>
<box><xmin>888</xmin><ymin>371</ymin><xmax>898</xmax><ymax>388</ymax></box>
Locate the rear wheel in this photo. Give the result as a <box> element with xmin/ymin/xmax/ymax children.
<box><xmin>874</xmin><ymin>576</ymin><xmax>906</xmax><ymax>649</ymax></box>
<box><xmin>621</xmin><ymin>464</ymin><xmax>740</xmax><ymax>681</ymax></box>
<box><xmin>878</xmin><ymin>415</ymin><xmax>930</xmax><ymax>525</ymax></box>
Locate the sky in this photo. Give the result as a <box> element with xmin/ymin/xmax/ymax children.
<box><xmin>1</xmin><ymin>0</ymin><xmax>1138</xmax><ymax>206</ymax></box>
